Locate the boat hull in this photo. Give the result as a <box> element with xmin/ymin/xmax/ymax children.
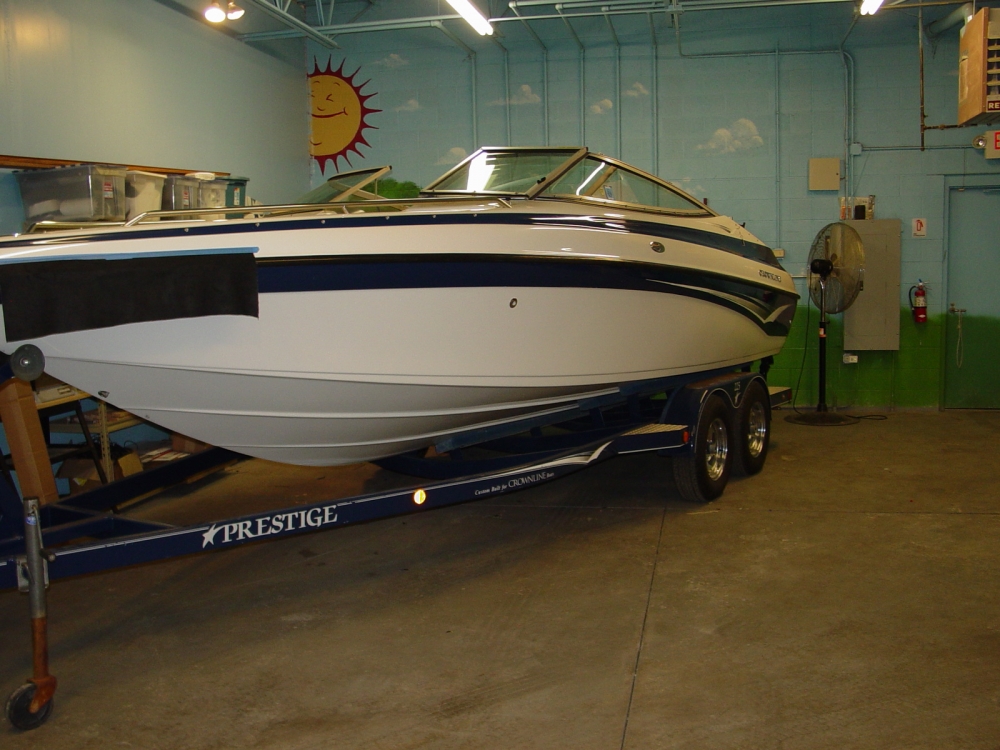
<box><xmin>0</xmin><ymin>205</ymin><xmax>797</xmax><ymax>466</ymax></box>
<box><xmin>5</xmin><ymin>283</ymin><xmax>785</xmax><ymax>465</ymax></box>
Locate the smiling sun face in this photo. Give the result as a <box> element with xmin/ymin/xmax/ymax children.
<box><xmin>308</xmin><ymin>59</ymin><xmax>380</xmax><ymax>173</ymax></box>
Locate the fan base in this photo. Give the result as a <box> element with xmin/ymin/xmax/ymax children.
<box><xmin>784</xmin><ymin>410</ymin><xmax>860</xmax><ymax>426</ymax></box>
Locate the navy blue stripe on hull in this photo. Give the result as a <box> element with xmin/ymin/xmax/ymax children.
<box><xmin>0</xmin><ymin>211</ymin><xmax>779</xmax><ymax>267</ymax></box>
<box><xmin>257</xmin><ymin>254</ymin><xmax>796</xmax><ymax>337</ymax></box>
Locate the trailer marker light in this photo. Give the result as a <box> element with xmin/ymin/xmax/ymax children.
<box><xmin>413</xmin><ymin>489</ymin><xmax>427</xmax><ymax>505</ymax></box>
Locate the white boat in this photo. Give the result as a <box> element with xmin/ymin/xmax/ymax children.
<box><xmin>0</xmin><ymin>148</ymin><xmax>798</xmax><ymax>466</ymax></box>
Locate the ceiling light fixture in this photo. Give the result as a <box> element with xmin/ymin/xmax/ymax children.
<box><xmin>226</xmin><ymin>2</ymin><xmax>245</xmax><ymax>20</ymax></box>
<box><xmin>445</xmin><ymin>0</ymin><xmax>494</xmax><ymax>35</ymax></box>
<box><xmin>859</xmin><ymin>0</ymin><xmax>884</xmax><ymax>15</ymax></box>
<box><xmin>204</xmin><ymin>1</ymin><xmax>226</xmax><ymax>22</ymax></box>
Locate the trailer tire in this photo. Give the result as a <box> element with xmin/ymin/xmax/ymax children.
<box><xmin>733</xmin><ymin>380</ymin><xmax>770</xmax><ymax>477</ymax></box>
<box><xmin>5</xmin><ymin>682</ymin><xmax>53</xmax><ymax>731</ymax></box>
<box><xmin>673</xmin><ymin>395</ymin><xmax>732</xmax><ymax>503</ymax></box>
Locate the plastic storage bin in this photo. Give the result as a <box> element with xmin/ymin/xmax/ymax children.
<box><xmin>16</xmin><ymin>165</ymin><xmax>127</xmax><ymax>224</ymax></box>
<box><xmin>198</xmin><ymin>179</ymin><xmax>227</xmax><ymax>208</ymax></box>
<box><xmin>161</xmin><ymin>176</ymin><xmax>201</xmax><ymax>211</ymax></box>
<box><xmin>125</xmin><ymin>170</ymin><xmax>166</xmax><ymax>220</ymax></box>
<box><xmin>218</xmin><ymin>176</ymin><xmax>249</xmax><ymax>207</ymax></box>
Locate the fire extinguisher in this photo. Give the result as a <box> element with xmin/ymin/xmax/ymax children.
<box><xmin>909</xmin><ymin>280</ymin><xmax>927</xmax><ymax>324</ymax></box>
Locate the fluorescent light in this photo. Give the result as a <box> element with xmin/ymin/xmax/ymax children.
<box><xmin>204</xmin><ymin>1</ymin><xmax>226</xmax><ymax>22</ymax></box>
<box><xmin>226</xmin><ymin>2</ymin><xmax>245</xmax><ymax>19</ymax></box>
<box><xmin>446</xmin><ymin>0</ymin><xmax>493</xmax><ymax>35</ymax></box>
<box><xmin>859</xmin><ymin>0</ymin><xmax>884</xmax><ymax>15</ymax></box>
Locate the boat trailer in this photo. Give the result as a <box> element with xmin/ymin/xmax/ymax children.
<box><xmin>0</xmin><ymin>354</ymin><xmax>788</xmax><ymax>730</ymax></box>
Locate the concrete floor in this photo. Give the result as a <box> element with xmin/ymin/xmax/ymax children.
<box><xmin>2</xmin><ymin>410</ymin><xmax>999</xmax><ymax>748</ymax></box>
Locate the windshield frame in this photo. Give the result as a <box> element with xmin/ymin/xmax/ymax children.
<box><xmin>422</xmin><ymin>147</ymin><xmax>588</xmax><ymax>198</ymax></box>
<box><xmin>298</xmin><ymin>165</ymin><xmax>392</xmax><ymax>204</ymax></box>
<box><xmin>538</xmin><ymin>154</ymin><xmax>714</xmax><ymax>217</ymax></box>
<box><xmin>423</xmin><ymin>147</ymin><xmax>713</xmax><ymax>217</ymax></box>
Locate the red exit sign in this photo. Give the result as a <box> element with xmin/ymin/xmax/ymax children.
<box><xmin>987</xmin><ymin>130</ymin><xmax>1000</xmax><ymax>159</ymax></box>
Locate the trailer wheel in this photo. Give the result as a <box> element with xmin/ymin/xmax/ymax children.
<box><xmin>5</xmin><ymin>682</ymin><xmax>53</xmax><ymax>731</ymax></box>
<box><xmin>673</xmin><ymin>395</ymin><xmax>732</xmax><ymax>503</ymax></box>
<box><xmin>733</xmin><ymin>381</ymin><xmax>770</xmax><ymax>477</ymax></box>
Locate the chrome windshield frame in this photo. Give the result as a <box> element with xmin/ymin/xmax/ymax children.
<box><xmin>421</xmin><ymin>147</ymin><xmax>713</xmax><ymax>217</ymax></box>
<box><xmin>538</xmin><ymin>153</ymin><xmax>716</xmax><ymax>218</ymax></box>
<box><xmin>325</xmin><ymin>165</ymin><xmax>393</xmax><ymax>202</ymax></box>
<box><xmin>422</xmin><ymin>147</ymin><xmax>588</xmax><ymax>197</ymax></box>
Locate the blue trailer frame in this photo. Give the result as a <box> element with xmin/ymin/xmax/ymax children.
<box><xmin>2</xmin><ymin>361</ymin><xmax>787</xmax><ymax>730</ymax></box>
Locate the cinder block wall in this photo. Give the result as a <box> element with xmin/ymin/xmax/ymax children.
<box><xmin>311</xmin><ymin>6</ymin><xmax>1000</xmax><ymax>409</ymax></box>
<box><xmin>0</xmin><ymin>0</ymin><xmax>312</xmax><ymax>235</ymax></box>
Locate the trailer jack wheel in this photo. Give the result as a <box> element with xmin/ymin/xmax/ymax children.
<box><xmin>6</xmin><ymin>682</ymin><xmax>54</xmax><ymax>731</ymax></box>
<box><xmin>8</xmin><ymin>497</ymin><xmax>58</xmax><ymax>731</ymax></box>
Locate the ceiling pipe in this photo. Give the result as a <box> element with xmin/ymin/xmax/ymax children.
<box><xmin>241</xmin><ymin>15</ymin><xmax>461</xmax><ymax>41</ymax></box>
<box><xmin>925</xmin><ymin>1</ymin><xmax>973</xmax><ymax>38</ymax></box>
<box><xmin>240</xmin><ymin>0</ymin><xmax>340</xmax><ymax>47</ymax></box>
<box><xmin>239</xmin><ymin>0</ymin><xmax>975</xmax><ymax>44</ymax></box>
<box><xmin>433</xmin><ymin>21</ymin><xmax>477</xmax><ymax>56</ymax></box>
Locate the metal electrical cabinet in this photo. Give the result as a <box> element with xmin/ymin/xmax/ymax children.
<box><xmin>843</xmin><ymin>219</ymin><xmax>901</xmax><ymax>351</ymax></box>
<box><xmin>958</xmin><ymin>7</ymin><xmax>1000</xmax><ymax>126</ymax></box>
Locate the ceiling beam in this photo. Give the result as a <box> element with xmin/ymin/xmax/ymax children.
<box><xmin>241</xmin><ymin>0</ymin><xmax>340</xmax><ymax>48</ymax></box>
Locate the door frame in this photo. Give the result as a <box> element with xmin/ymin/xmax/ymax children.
<box><xmin>941</xmin><ymin>175</ymin><xmax>1000</xmax><ymax>409</ymax></box>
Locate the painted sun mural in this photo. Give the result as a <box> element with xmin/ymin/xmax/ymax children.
<box><xmin>308</xmin><ymin>59</ymin><xmax>380</xmax><ymax>173</ymax></box>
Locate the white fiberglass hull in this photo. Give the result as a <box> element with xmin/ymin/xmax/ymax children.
<box><xmin>0</xmin><ymin>202</ymin><xmax>798</xmax><ymax>466</ymax></box>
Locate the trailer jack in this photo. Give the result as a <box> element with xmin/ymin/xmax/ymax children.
<box><xmin>6</xmin><ymin>497</ymin><xmax>57</xmax><ymax>730</ymax></box>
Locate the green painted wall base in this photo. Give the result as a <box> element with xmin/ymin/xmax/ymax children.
<box><xmin>942</xmin><ymin>314</ymin><xmax>1000</xmax><ymax>409</ymax></box>
<box><xmin>770</xmin><ymin>307</ymin><xmax>944</xmax><ymax>410</ymax></box>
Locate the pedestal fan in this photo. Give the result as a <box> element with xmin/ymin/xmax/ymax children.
<box><xmin>786</xmin><ymin>222</ymin><xmax>865</xmax><ymax>426</ymax></box>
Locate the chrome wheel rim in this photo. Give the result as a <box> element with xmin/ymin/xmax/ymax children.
<box><xmin>705</xmin><ymin>417</ymin><xmax>729</xmax><ymax>481</ymax></box>
<box><xmin>746</xmin><ymin>402</ymin><xmax>767</xmax><ymax>458</ymax></box>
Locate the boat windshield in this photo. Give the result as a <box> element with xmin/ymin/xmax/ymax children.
<box><xmin>297</xmin><ymin>166</ymin><xmax>391</xmax><ymax>204</ymax></box>
<box><xmin>426</xmin><ymin>149</ymin><xmax>581</xmax><ymax>195</ymax></box>
<box><xmin>541</xmin><ymin>156</ymin><xmax>708</xmax><ymax>215</ymax></box>
<box><xmin>425</xmin><ymin>148</ymin><xmax>709</xmax><ymax>216</ymax></box>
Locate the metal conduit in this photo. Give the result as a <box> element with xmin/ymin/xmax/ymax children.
<box><xmin>510</xmin><ymin>4</ymin><xmax>551</xmax><ymax>145</ymax></box>
<box><xmin>472</xmin><ymin>53</ymin><xmax>479</xmax><ymax>149</ymax></box>
<box><xmin>544</xmin><ymin>51</ymin><xmax>550</xmax><ymax>145</ymax></box>
<box><xmin>240</xmin><ymin>0</ymin><xmax>340</xmax><ymax>47</ymax></box>
<box><xmin>775</xmin><ymin>47</ymin><xmax>781</xmax><ymax>250</ymax></box>
<box><xmin>605</xmin><ymin>12</ymin><xmax>622</xmax><ymax>158</ymax></box>
<box><xmin>649</xmin><ymin>13</ymin><xmax>659</xmax><ymax>175</ymax></box>
<box><xmin>554</xmin><ymin>4</ymin><xmax>586</xmax><ymax>145</ymax></box>
<box><xmin>504</xmin><ymin>48</ymin><xmax>512</xmax><ymax>145</ymax></box>
<box><xmin>241</xmin><ymin>0</ymin><xmax>972</xmax><ymax>42</ymax></box>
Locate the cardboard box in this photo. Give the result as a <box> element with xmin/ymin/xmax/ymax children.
<box><xmin>171</xmin><ymin>433</ymin><xmax>212</xmax><ymax>454</ymax></box>
<box><xmin>57</xmin><ymin>451</ymin><xmax>143</xmax><ymax>495</ymax></box>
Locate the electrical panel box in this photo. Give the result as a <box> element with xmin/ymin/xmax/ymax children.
<box><xmin>843</xmin><ymin>219</ymin><xmax>901</xmax><ymax>351</ymax></box>
<box><xmin>808</xmin><ymin>158</ymin><xmax>841</xmax><ymax>191</ymax></box>
<box><xmin>958</xmin><ymin>7</ymin><xmax>1000</xmax><ymax>126</ymax></box>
